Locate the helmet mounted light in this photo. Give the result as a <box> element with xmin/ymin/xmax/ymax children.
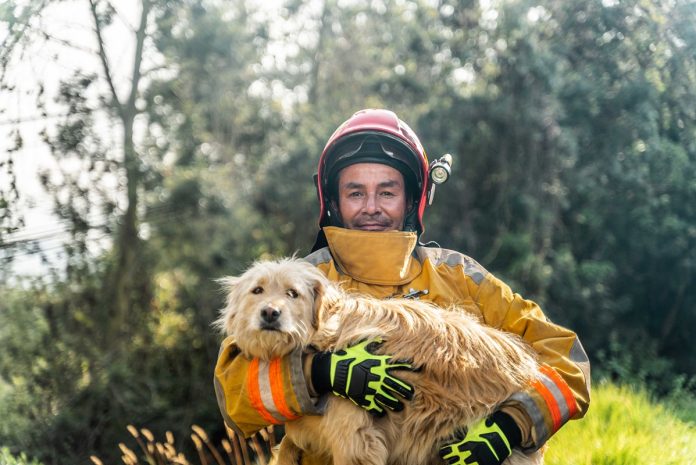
<box><xmin>427</xmin><ymin>153</ymin><xmax>453</xmax><ymax>205</ymax></box>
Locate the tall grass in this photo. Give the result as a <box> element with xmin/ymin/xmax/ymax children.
<box><xmin>546</xmin><ymin>381</ymin><xmax>696</xmax><ymax>465</ymax></box>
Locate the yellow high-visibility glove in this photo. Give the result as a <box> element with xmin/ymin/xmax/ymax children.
<box><xmin>311</xmin><ymin>338</ymin><xmax>414</xmax><ymax>416</ymax></box>
<box><xmin>439</xmin><ymin>412</ymin><xmax>522</xmax><ymax>465</ymax></box>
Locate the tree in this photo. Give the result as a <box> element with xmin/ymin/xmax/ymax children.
<box><xmin>1</xmin><ymin>1</ymin><xmax>275</xmax><ymax>463</ymax></box>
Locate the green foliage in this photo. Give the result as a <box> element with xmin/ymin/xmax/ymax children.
<box><xmin>546</xmin><ymin>382</ymin><xmax>696</xmax><ymax>465</ymax></box>
<box><xmin>0</xmin><ymin>448</ymin><xmax>43</xmax><ymax>465</ymax></box>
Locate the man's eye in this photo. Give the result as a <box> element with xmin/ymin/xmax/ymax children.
<box><xmin>287</xmin><ymin>289</ymin><xmax>298</xmax><ymax>298</ymax></box>
<box><xmin>252</xmin><ymin>286</ymin><xmax>264</xmax><ymax>295</ymax></box>
<box><xmin>381</xmin><ymin>191</ymin><xmax>395</xmax><ymax>197</ymax></box>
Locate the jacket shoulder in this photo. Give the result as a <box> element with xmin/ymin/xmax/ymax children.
<box><xmin>303</xmin><ymin>247</ymin><xmax>332</xmax><ymax>266</ymax></box>
<box><xmin>416</xmin><ymin>246</ymin><xmax>488</xmax><ymax>285</ymax></box>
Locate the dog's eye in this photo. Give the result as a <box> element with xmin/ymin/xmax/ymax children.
<box><xmin>252</xmin><ymin>286</ymin><xmax>264</xmax><ymax>295</ymax></box>
<box><xmin>286</xmin><ymin>289</ymin><xmax>298</xmax><ymax>298</ymax></box>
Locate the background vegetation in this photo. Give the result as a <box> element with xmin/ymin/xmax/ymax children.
<box><xmin>1</xmin><ymin>0</ymin><xmax>695</xmax><ymax>463</ymax></box>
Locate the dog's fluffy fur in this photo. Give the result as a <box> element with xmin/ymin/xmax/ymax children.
<box><xmin>217</xmin><ymin>258</ymin><xmax>543</xmax><ymax>465</ymax></box>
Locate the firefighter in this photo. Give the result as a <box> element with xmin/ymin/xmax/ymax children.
<box><xmin>215</xmin><ymin>109</ymin><xmax>590</xmax><ymax>465</ymax></box>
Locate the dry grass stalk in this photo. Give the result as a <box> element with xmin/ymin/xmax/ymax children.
<box><xmin>191</xmin><ymin>425</ymin><xmax>209</xmax><ymax>441</ymax></box>
<box><xmin>127</xmin><ymin>425</ymin><xmax>151</xmax><ymax>463</ymax></box>
<box><xmin>220</xmin><ymin>439</ymin><xmax>235</xmax><ymax>465</ymax></box>
<box><xmin>226</xmin><ymin>432</ymin><xmax>244</xmax><ymax>465</ymax></box>
<box><xmin>141</xmin><ymin>428</ymin><xmax>155</xmax><ymax>442</ymax></box>
<box><xmin>250</xmin><ymin>435</ymin><xmax>267</xmax><ymax>465</ymax></box>
<box><xmin>190</xmin><ymin>434</ymin><xmax>208</xmax><ymax>465</ymax></box>
<box><xmin>266</xmin><ymin>426</ymin><xmax>276</xmax><ymax>449</ymax></box>
<box><xmin>226</xmin><ymin>428</ymin><xmax>252</xmax><ymax>465</ymax></box>
<box><xmin>118</xmin><ymin>443</ymin><xmax>138</xmax><ymax>464</ymax></box>
<box><xmin>192</xmin><ymin>425</ymin><xmax>227</xmax><ymax>465</ymax></box>
<box><xmin>95</xmin><ymin>423</ymin><xmax>275</xmax><ymax>465</ymax></box>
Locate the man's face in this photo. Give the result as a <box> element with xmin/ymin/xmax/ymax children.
<box><xmin>336</xmin><ymin>163</ymin><xmax>407</xmax><ymax>231</ymax></box>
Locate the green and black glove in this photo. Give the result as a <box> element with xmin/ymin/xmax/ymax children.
<box><xmin>439</xmin><ymin>411</ymin><xmax>522</xmax><ymax>465</ymax></box>
<box><xmin>311</xmin><ymin>338</ymin><xmax>414</xmax><ymax>416</ymax></box>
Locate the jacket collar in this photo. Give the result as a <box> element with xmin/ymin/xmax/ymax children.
<box><xmin>323</xmin><ymin>226</ymin><xmax>421</xmax><ymax>285</ymax></box>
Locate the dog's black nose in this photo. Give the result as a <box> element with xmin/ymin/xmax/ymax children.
<box><xmin>260</xmin><ymin>306</ymin><xmax>281</xmax><ymax>323</ymax></box>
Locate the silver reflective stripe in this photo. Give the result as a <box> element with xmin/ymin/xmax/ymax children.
<box><xmin>290</xmin><ymin>348</ymin><xmax>322</xmax><ymax>414</ymax></box>
<box><xmin>538</xmin><ymin>371</ymin><xmax>571</xmax><ymax>423</ymax></box>
<box><xmin>509</xmin><ymin>391</ymin><xmax>550</xmax><ymax>446</ymax></box>
<box><xmin>417</xmin><ymin>247</ymin><xmax>487</xmax><ymax>284</ymax></box>
<box><xmin>257</xmin><ymin>360</ymin><xmax>286</xmax><ymax>423</ymax></box>
<box><xmin>304</xmin><ymin>247</ymin><xmax>332</xmax><ymax>266</ymax></box>
<box><xmin>569</xmin><ymin>338</ymin><xmax>589</xmax><ymax>364</ymax></box>
<box><xmin>570</xmin><ymin>339</ymin><xmax>592</xmax><ymax>392</ymax></box>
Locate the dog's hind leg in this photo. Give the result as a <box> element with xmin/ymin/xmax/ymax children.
<box><xmin>324</xmin><ymin>400</ymin><xmax>389</xmax><ymax>465</ymax></box>
<box><xmin>273</xmin><ymin>436</ymin><xmax>302</xmax><ymax>465</ymax></box>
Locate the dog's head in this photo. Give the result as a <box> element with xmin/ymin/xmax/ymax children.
<box><xmin>215</xmin><ymin>258</ymin><xmax>333</xmax><ymax>359</ymax></box>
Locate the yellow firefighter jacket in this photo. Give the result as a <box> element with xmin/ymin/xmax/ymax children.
<box><xmin>214</xmin><ymin>227</ymin><xmax>591</xmax><ymax>459</ymax></box>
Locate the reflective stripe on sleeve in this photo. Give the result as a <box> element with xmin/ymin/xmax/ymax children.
<box><xmin>539</xmin><ymin>365</ymin><xmax>579</xmax><ymax>419</ymax></box>
<box><xmin>269</xmin><ymin>358</ymin><xmax>300</xmax><ymax>420</ymax></box>
<box><xmin>531</xmin><ymin>378</ymin><xmax>562</xmax><ymax>431</ymax></box>
<box><xmin>247</xmin><ymin>359</ymin><xmax>283</xmax><ymax>425</ymax></box>
<box><xmin>531</xmin><ymin>365</ymin><xmax>579</xmax><ymax>432</ymax></box>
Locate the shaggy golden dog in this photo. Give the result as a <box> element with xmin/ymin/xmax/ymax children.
<box><xmin>216</xmin><ymin>258</ymin><xmax>543</xmax><ymax>465</ymax></box>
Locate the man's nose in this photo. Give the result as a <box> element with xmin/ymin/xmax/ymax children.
<box><xmin>260</xmin><ymin>306</ymin><xmax>281</xmax><ymax>323</ymax></box>
<box><xmin>363</xmin><ymin>194</ymin><xmax>380</xmax><ymax>214</ymax></box>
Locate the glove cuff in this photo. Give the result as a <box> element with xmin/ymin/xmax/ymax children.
<box><xmin>311</xmin><ymin>352</ymin><xmax>333</xmax><ymax>395</ymax></box>
<box><xmin>491</xmin><ymin>411</ymin><xmax>522</xmax><ymax>450</ymax></box>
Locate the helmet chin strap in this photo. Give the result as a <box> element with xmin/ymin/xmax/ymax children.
<box><xmin>402</xmin><ymin>201</ymin><xmax>419</xmax><ymax>233</ymax></box>
<box><xmin>326</xmin><ymin>200</ymin><xmax>345</xmax><ymax>228</ymax></box>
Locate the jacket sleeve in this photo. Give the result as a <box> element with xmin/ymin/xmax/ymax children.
<box><xmin>213</xmin><ymin>336</ymin><xmax>322</xmax><ymax>437</ymax></box>
<box><xmin>472</xmin><ymin>272</ymin><xmax>591</xmax><ymax>451</ymax></box>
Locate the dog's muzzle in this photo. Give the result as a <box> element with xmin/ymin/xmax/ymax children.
<box><xmin>260</xmin><ymin>305</ymin><xmax>281</xmax><ymax>330</ymax></box>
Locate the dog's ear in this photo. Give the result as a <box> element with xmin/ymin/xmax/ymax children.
<box><xmin>310</xmin><ymin>272</ymin><xmax>337</xmax><ymax>330</ymax></box>
<box><xmin>218</xmin><ymin>275</ymin><xmax>242</xmax><ymax>293</ymax></box>
<box><xmin>311</xmin><ymin>278</ymin><xmax>324</xmax><ymax>330</ymax></box>
<box><xmin>213</xmin><ymin>275</ymin><xmax>243</xmax><ymax>335</ymax></box>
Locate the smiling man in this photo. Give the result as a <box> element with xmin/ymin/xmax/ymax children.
<box><xmin>336</xmin><ymin>163</ymin><xmax>407</xmax><ymax>231</ymax></box>
<box><xmin>214</xmin><ymin>109</ymin><xmax>591</xmax><ymax>465</ymax></box>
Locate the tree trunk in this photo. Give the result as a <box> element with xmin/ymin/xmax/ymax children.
<box><xmin>109</xmin><ymin>115</ymin><xmax>140</xmax><ymax>342</ymax></box>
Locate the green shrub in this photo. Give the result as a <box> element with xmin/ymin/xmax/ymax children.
<box><xmin>546</xmin><ymin>382</ymin><xmax>696</xmax><ymax>465</ymax></box>
<box><xmin>0</xmin><ymin>448</ymin><xmax>43</xmax><ymax>465</ymax></box>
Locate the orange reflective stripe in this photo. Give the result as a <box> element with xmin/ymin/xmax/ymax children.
<box><xmin>269</xmin><ymin>358</ymin><xmax>300</xmax><ymax>421</ymax></box>
<box><xmin>540</xmin><ymin>365</ymin><xmax>579</xmax><ymax>418</ymax></box>
<box><xmin>531</xmin><ymin>378</ymin><xmax>562</xmax><ymax>431</ymax></box>
<box><xmin>247</xmin><ymin>358</ymin><xmax>281</xmax><ymax>425</ymax></box>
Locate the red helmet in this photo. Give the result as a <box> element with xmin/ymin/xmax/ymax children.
<box><xmin>315</xmin><ymin>109</ymin><xmax>430</xmax><ymax>238</ymax></box>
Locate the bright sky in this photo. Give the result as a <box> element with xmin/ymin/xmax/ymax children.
<box><xmin>1</xmin><ymin>0</ymin><xmax>144</xmax><ymax>278</ymax></box>
<box><xmin>0</xmin><ymin>0</ymin><xmax>310</xmax><ymax>279</ymax></box>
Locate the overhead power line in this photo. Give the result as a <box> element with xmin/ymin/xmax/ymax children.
<box><xmin>1</xmin><ymin>208</ymin><xmax>191</xmax><ymax>261</ymax></box>
<box><xmin>0</xmin><ymin>203</ymin><xmax>181</xmax><ymax>247</ymax></box>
